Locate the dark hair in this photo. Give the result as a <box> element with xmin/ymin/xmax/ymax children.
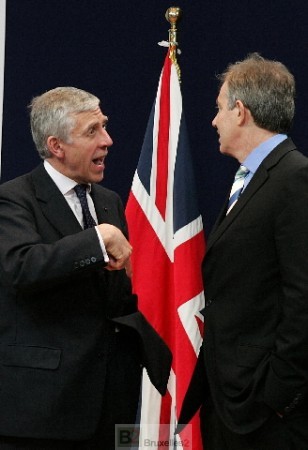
<box><xmin>218</xmin><ymin>53</ymin><xmax>295</xmax><ymax>133</ymax></box>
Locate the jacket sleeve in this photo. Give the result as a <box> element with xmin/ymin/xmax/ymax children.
<box><xmin>0</xmin><ymin>187</ymin><xmax>106</xmax><ymax>292</ymax></box>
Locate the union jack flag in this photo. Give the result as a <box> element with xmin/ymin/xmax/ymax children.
<box><xmin>126</xmin><ymin>48</ymin><xmax>205</xmax><ymax>450</ymax></box>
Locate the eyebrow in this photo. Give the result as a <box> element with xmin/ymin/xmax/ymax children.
<box><xmin>85</xmin><ymin>115</ymin><xmax>108</xmax><ymax>132</ymax></box>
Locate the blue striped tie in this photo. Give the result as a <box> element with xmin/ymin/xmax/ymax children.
<box><xmin>74</xmin><ymin>184</ymin><xmax>97</xmax><ymax>229</ymax></box>
<box><xmin>227</xmin><ymin>165</ymin><xmax>249</xmax><ymax>214</ymax></box>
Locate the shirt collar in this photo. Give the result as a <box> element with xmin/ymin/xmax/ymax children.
<box><xmin>43</xmin><ymin>160</ymin><xmax>91</xmax><ymax>195</ymax></box>
<box><xmin>243</xmin><ymin>134</ymin><xmax>287</xmax><ymax>175</ymax></box>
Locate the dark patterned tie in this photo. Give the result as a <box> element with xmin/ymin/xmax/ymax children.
<box><xmin>74</xmin><ymin>184</ymin><xmax>97</xmax><ymax>229</ymax></box>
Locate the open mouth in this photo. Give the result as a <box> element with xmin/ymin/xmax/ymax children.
<box><xmin>92</xmin><ymin>157</ymin><xmax>104</xmax><ymax>166</ymax></box>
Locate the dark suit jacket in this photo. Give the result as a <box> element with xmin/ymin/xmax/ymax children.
<box><xmin>180</xmin><ymin>138</ymin><xmax>308</xmax><ymax>435</ymax></box>
<box><xmin>0</xmin><ymin>164</ymin><xmax>171</xmax><ymax>440</ymax></box>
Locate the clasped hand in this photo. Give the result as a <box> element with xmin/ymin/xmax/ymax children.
<box><xmin>96</xmin><ymin>223</ymin><xmax>132</xmax><ymax>277</ymax></box>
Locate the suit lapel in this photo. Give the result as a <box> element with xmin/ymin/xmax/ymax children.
<box><xmin>91</xmin><ymin>185</ymin><xmax>112</xmax><ymax>225</ymax></box>
<box><xmin>31</xmin><ymin>164</ymin><xmax>82</xmax><ymax>236</ymax></box>
<box><xmin>207</xmin><ymin>167</ymin><xmax>268</xmax><ymax>251</ymax></box>
<box><xmin>207</xmin><ymin>138</ymin><xmax>297</xmax><ymax>252</ymax></box>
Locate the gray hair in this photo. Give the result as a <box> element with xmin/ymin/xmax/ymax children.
<box><xmin>218</xmin><ymin>53</ymin><xmax>295</xmax><ymax>134</ymax></box>
<box><xmin>29</xmin><ymin>87</ymin><xmax>100</xmax><ymax>159</ymax></box>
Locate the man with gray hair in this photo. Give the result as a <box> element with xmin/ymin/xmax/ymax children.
<box><xmin>179</xmin><ymin>53</ymin><xmax>308</xmax><ymax>449</ymax></box>
<box><xmin>0</xmin><ymin>87</ymin><xmax>171</xmax><ymax>449</ymax></box>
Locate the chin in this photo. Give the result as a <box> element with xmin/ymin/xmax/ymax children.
<box><xmin>88</xmin><ymin>171</ymin><xmax>104</xmax><ymax>183</ymax></box>
<box><xmin>220</xmin><ymin>149</ymin><xmax>234</xmax><ymax>159</ymax></box>
<box><xmin>219</xmin><ymin>145</ymin><xmax>229</xmax><ymax>155</ymax></box>
<box><xmin>94</xmin><ymin>174</ymin><xmax>104</xmax><ymax>183</ymax></box>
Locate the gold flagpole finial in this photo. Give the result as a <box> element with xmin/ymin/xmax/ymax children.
<box><xmin>165</xmin><ymin>7</ymin><xmax>182</xmax><ymax>81</ymax></box>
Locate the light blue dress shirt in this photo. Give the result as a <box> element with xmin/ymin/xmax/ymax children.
<box><xmin>242</xmin><ymin>134</ymin><xmax>287</xmax><ymax>191</ymax></box>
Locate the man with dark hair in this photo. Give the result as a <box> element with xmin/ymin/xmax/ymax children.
<box><xmin>180</xmin><ymin>53</ymin><xmax>308</xmax><ymax>450</ymax></box>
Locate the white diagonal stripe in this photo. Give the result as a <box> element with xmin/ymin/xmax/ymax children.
<box><xmin>227</xmin><ymin>165</ymin><xmax>249</xmax><ymax>214</ymax></box>
<box><xmin>0</xmin><ymin>0</ymin><xmax>6</xmax><ymax>177</ymax></box>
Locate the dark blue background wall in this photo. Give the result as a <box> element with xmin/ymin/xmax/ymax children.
<box><xmin>2</xmin><ymin>0</ymin><xmax>308</xmax><ymax>234</ymax></box>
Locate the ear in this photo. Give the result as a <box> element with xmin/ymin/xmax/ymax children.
<box><xmin>235</xmin><ymin>100</ymin><xmax>251</xmax><ymax>126</ymax></box>
<box><xmin>47</xmin><ymin>136</ymin><xmax>65</xmax><ymax>159</ymax></box>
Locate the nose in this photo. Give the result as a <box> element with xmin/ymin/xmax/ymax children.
<box><xmin>212</xmin><ymin>114</ymin><xmax>217</xmax><ymax>128</ymax></box>
<box><xmin>101</xmin><ymin>128</ymin><xmax>113</xmax><ymax>147</ymax></box>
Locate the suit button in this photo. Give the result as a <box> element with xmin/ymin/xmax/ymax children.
<box><xmin>284</xmin><ymin>406</ymin><xmax>291</xmax><ymax>414</ymax></box>
<box><xmin>91</xmin><ymin>257</ymin><xmax>97</xmax><ymax>263</ymax></box>
<box><xmin>80</xmin><ymin>260</ymin><xmax>85</xmax><ymax>267</ymax></box>
<box><xmin>206</xmin><ymin>299</ymin><xmax>213</xmax><ymax>307</ymax></box>
<box><xmin>85</xmin><ymin>258</ymin><xmax>91</xmax><ymax>265</ymax></box>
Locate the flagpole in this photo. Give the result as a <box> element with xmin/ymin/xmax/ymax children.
<box><xmin>165</xmin><ymin>6</ymin><xmax>182</xmax><ymax>82</ymax></box>
<box><xmin>126</xmin><ymin>6</ymin><xmax>205</xmax><ymax>449</ymax></box>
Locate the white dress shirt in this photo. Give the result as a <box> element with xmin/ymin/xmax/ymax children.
<box><xmin>44</xmin><ymin>160</ymin><xmax>109</xmax><ymax>262</ymax></box>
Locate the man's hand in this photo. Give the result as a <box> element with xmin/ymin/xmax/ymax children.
<box><xmin>96</xmin><ymin>223</ymin><xmax>132</xmax><ymax>271</ymax></box>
